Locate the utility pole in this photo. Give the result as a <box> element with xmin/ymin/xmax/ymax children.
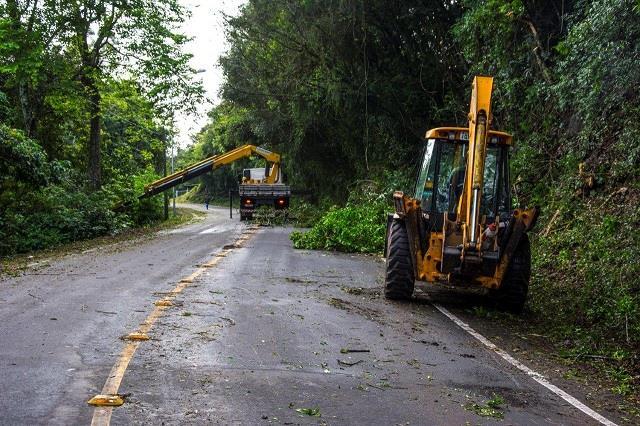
<box><xmin>171</xmin><ymin>142</ymin><xmax>176</xmax><ymax>216</ymax></box>
<box><xmin>163</xmin><ymin>145</ymin><xmax>169</xmax><ymax>220</ymax></box>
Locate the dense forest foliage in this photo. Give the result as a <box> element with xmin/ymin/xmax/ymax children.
<box><xmin>0</xmin><ymin>0</ymin><xmax>203</xmax><ymax>254</ymax></box>
<box><xmin>2</xmin><ymin>0</ymin><xmax>638</xmax><ymax>397</ymax></box>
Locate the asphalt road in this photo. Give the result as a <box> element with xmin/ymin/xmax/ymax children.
<box><xmin>0</xmin><ymin>205</ymin><xmax>612</xmax><ymax>425</ymax></box>
<box><xmin>0</xmin><ymin>205</ymin><xmax>242</xmax><ymax>425</ymax></box>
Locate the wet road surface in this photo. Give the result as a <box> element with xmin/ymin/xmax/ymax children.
<box><xmin>0</xmin><ymin>209</ymin><xmax>611</xmax><ymax>425</ymax></box>
<box><xmin>112</xmin><ymin>227</ymin><xmax>598</xmax><ymax>425</ymax></box>
<box><xmin>0</xmin><ymin>205</ymin><xmax>242</xmax><ymax>425</ymax></box>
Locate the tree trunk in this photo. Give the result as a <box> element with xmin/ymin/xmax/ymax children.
<box><xmin>163</xmin><ymin>142</ymin><xmax>169</xmax><ymax>220</ymax></box>
<box><xmin>83</xmin><ymin>75</ymin><xmax>102</xmax><ymax>189</ymax></box>
<box><xmin>18</xmin><ymin>83</ymin><xmax>37</xmax><ymax>138</ymax></box>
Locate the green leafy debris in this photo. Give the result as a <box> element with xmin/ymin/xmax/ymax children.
<box><xmin>465</xmin><ymin>394</ymin><xmax>506</xmax><ymax>419</ymax></box>
<box><xmin>295</xmin><ymin>407</ymin><xmax>321</xmax><ymax>417</ymax></box>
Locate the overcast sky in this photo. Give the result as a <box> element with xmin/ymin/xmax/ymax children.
<box><xmin>175</xmin><ymin>0</ymin><xmax>247</xmax><ymax>147</ymax></box>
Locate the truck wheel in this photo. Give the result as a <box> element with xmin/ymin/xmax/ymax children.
<box><xmin>492</xmin><ymin>234</ymin><xmax>531</xmax><ymax>313</ymax></box>
<box><xmin>384</xmin><ymin>220</ymin><xmax>415</xmax><ymax>300</ymax></box>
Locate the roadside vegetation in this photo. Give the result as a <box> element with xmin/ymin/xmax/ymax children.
<box><xmin>290</xmin><ymin>200</ymin><xmax>387</xmax><ymax>253</ymax></box>
<box><xmin>0</xmin><ymin>1</ymin><xmax>203</xmax><ymax>257</ymax></box>
<box><xmin>290</xmin><ymin>177</ymin><xmax>407</xmax><ymax>253</ymax></box>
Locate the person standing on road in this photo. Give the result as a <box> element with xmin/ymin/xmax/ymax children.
<box><xmin>204</xmin><ymin>188</ymin><xmax>211</xmax><ymax>210</ymax></box>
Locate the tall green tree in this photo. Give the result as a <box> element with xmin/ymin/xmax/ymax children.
<box><xmin>219</xmin><ymin>0</ymin><xmax>464</xmax><ymax>198</ymax></box>
<box><xmin>0</xmin><ymin>0</ymin><xmax>67</xmax><ymax>139</ymax></box>
<box><xmin>0</xmin><ymin>1</ymin><xmax>204</xmax><ymax>255</ymax></box>
<box><xmin>58</xmin><ymin>0</ymin><xmax>203</xmax><ymax>188</ymax></box>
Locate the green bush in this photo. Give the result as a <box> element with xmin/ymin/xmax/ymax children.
<box><xmin>288</xmin><ymin>198</ymin><xmax>332</xmax><ymax>228</ymax></box>
<box><xmin>0</xmin><ymin>183</ymin><xmax>132</xmax><ymax>255</ymax></box>
<box><xmin>290</xmin><ymin>194</ymin><xmax>390</xmax><ymax>253</ymax></box>
<box><xmin>128</xmin><ymin>170</ymin><xmax>165</xmax><ymax>226</ymax></box>
<box><xmin>0</xmin><ymin>126</ymin><xmax>168</xmax><ymax>256</ymax></box>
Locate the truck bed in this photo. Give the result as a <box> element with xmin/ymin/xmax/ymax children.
<box><xmin>239</xmin><ymin>184</ymin><xmax>291</xmax><ymax>197</ymax></box>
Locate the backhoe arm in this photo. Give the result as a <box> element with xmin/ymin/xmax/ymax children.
<box><xmin>457</xmin><ymin>76</ymin><xmax>494</xmax><ymax>250</ymax></box>
<box><xmin>140</xmin><ymin>145</ymin><xmax>281</xmax><ymax>199</ymax></box>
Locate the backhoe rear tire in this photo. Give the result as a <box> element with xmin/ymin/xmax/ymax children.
<box><xmin>384</xmin><ymin>220</ymin><xmax>415</xmax><ymax>300</ymax></box>
<box><xmin>491</xmin><ymin>234</ymin><xmax>531</xmax><ymax>313</ymax></box>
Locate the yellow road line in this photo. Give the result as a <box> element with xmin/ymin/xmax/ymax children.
<box><xmin>90</xmin><ymin>227</ymin><xmax>259</xmax><ymax>426</ymax></box>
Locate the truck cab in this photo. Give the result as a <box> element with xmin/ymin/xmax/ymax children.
<box><xmin>242</xmin><ymin>168</ymin><xmax>266</xmax><ymax>183</ymax></box>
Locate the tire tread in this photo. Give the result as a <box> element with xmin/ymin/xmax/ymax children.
<box><xmin>384</xmin><ymin>221</ymin><xmax>415</xmax><ymax>300</ymax></box>
<box><xmin>492</xmin><ymin>234</ymin><xmax>531</xmax><ymax>313</ymax></box>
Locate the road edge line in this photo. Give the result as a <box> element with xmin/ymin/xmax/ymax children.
<box><xmin>432</xmin><ymin>303</ymin><xmax>618</xmax><ymax>426</ymax></box>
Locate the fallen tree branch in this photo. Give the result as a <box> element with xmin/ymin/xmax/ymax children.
<box><xmin>540</xmin><ymin>208</ymin><xmax>561</xmax><ymax>237</ymax></box>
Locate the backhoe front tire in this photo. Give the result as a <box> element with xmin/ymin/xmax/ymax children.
<box><xmin>384</xmin><ymin>220</ymin><xmax>415</xmax><ymax>300</ymax></box>
<box><xmin>491</xmin><ymin>234</ymin><xmax>531</xmax><ymax>313</ymax></box>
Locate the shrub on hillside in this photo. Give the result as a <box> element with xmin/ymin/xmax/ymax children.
<box><xmin>530</xmin><ymin>189</ymin><xmax>639</xmax><ymax>379</ymax></box>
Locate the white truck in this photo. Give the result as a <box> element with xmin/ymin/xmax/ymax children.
<box><xmin>239</xmin><ymin>167</ymin><xmax>291</xmax><ymax>220</ymax></box>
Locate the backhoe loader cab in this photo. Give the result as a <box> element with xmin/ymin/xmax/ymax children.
<box><xmin>415</xmin><ymin>129</ymin><xmax>512</xmax><ymax>228</ymax></box>
<box><xmin>384</xmin><ymin>77</ymin><xmax>539</xmax><ymax>312</ymax></box>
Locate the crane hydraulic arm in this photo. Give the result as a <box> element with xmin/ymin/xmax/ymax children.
<box><xmin>140</xmin><ymin>145</ymin><xmax>281</xmax><ymax>199</ymax></box>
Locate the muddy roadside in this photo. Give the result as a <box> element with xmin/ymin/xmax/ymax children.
<box><xmin>439</xmin><ymin>296</ymin><xmax>640</xmax><ymax>424</ymax></box>
<box><xmin>374</xmin><ymin>273</ymin><xmax>640</xmax><ymax>424</ymax></box>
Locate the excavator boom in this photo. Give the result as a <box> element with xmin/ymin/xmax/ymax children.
<box><xmin>140</xmin><ymin>144</ymin><xmax>281</xmax><ymax>199</ymax></box>
<box><xmin>460</xmin><ymin>76</ymin><xmax>494</xmax><ymax>249</ymax></box>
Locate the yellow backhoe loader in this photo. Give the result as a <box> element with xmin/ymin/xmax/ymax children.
<box><xmin>384</xmin><ymin>76</ymin><xmax>539</xmax><ymax>312</ymax></box>
<box><xmin>140</xmin><ymin>144</ymin><xmax>290</xmax><ymax>220</ymax></box>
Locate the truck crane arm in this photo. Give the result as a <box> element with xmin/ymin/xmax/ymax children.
<box><xmin>139</xmin><ymin>145</ymin><xmax>281</xmax><ymax>199</ymax></box>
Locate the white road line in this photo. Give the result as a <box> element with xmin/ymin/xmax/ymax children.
<box><xmin>199</xmin><ymin>227</ymin><xmax>218</xmax><ymax>234</ymax></box>
<box><xmin>433</xmin><ymin>303</ymin><xmax>618</xmax><ymax>426</ymax></box>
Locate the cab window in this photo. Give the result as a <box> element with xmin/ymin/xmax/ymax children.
<box><xmin>414</xmin><ymin>139</ymin><xmax>436</xmax><ymax>208</ymax></box>
<box><xmin>435</xmin><ymin>142</ymin><xmax>467</xmax><ymax>213</ymax></box>
<box><xmin>416</xmin><ymin>138</ymin><xmax>510</xmax><ymax>217</ymax></box>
